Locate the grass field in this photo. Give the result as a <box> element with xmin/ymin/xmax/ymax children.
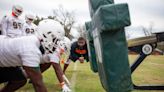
<box><xmin>1</xmin><ymin>55</ymin><xmax>164</xmax><ymax>92</ymax></box>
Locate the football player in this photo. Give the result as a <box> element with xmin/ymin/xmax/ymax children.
<box><xmin>0</xmin><ymin>19</ymin><xmax>70</xmax><ymax>92</ymax></box>
<box><xmin>1</xmin><ymin>5</ymin><xmax>24</xmax><ymax>37</ymax></box>
<box><xmin>36</xmin><ymin>20</ymin><xmax>71</xmax><ymax>92</ymax></box>
<box><xmin>23</xmin><ymin>13</ymin><xmax>37</xmax><ymax>36</ymax></box>
<box><xmin>63</xmin><ymin>37</ymin><xmax>89</xmax><ymax>73</ymax></box>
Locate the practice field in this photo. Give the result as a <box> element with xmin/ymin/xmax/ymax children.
<box><xmin>0</xmin><ymin>55</ymin><xmax>164</xmax><ymax>92</ymax></box>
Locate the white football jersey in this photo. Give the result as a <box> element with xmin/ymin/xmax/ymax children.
<box><xmin>0</xmin><ymin>35</ymin><xmax>41</xmax><ymax>67</ymax></box>
<box><xmin>23</xmin><ymin>22</ymin><xmax>37</xmax><ymax>36</ymax></box>
<box><xmin>1</xmin><ymin>15</ymin><xmax>24</xmax><ymax>37</ymax></box>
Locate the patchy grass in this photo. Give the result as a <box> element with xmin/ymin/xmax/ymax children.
<box><xmin>0</xmin><ymin>55</ymin><xmax>164</xmax><ymax>92</ymax></box>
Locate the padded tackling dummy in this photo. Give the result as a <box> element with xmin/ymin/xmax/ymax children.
<box><xmin>92</xmin><ymin>28</ymin><xmax>133</xmax><ymax>92</ymax></box>
<box><xmin>88</xmin><ymin>0</ymin><xmax>133</xmax><ymax>92</ymax></box>
<box><xmin>85</xmin><ymin>21</ymin><xmax>98</xmax><ymax>73</ymax></box>
<box><xmin>92</xmin><ymin>3</ymin><xmax>131</xmax><ymax>31</ymax></box>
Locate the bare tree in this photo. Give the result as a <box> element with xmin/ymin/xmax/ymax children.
<box><xmin>33</xmin><ymin>16</ymin><xmax>44</xmax><ymax>25</ymax></box>
<box><xmin>126</xmin><ymin>33</ymin><xmax>131</xmax><ymax>40</ymax></box>
<box><xmin>142</xmin><ymin>22</ymin><xmax>154</xmax><ymax>36</ymax></box>
<box><xmin>76</xmin><ymin>24</ymin><xmax>86</xmax><ymax>37</ymax></box>
<box><xmin>52</xmin><ymin>5</ymin><xmax>76</xmax><ymax>39</ymax></box>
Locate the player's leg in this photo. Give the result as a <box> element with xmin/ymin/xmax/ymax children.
<box><xmin>40</xmin><ymin>63</ymin><xmax>51</xmax><ymax>73</ymax></box>
<box><xmin>63</xmin><ymin>58</ymin><xmax>72</xmax><ymax>74</ymax></box>
<box><xmin>63</xmin><ymin>57</ymin><xmax>77</xmax><ymax>73</ymax></box>
<box><xmin>29</xmin><ymin>63</ymin><xmax>51</xmax><ymax>83</ymax></box>
<box><xmin>0</xmin><ymin>67</ymin><xmax>27</xmax><ymax>92</ymax></box>
<box><xmin>0</xmin><ymin>80</ymin><xmax>27</xmax><ymax>92</ymax></box>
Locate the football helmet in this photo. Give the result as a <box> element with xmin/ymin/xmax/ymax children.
<box><xmin>37</xmin><ymin>19</ymin><xmax>65</xmax><ymax>53</ymax></box>
<box><xmin>12</xmin><ymin>5</ymin><xmax>23</xmax><ymax>17</ymax></box>
<box><xmin>25</xmin><ymin>13</ymin><xmax>35</xmax><ymax>24</ymax></box>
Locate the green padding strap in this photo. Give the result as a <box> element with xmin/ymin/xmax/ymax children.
<box><xmin>92</xmin><ymin>3</ymin><xmax>131</xmax><ymax>31</ymax></box>
<box><xmin>88</xmin><ymin>0</ymin><xmax>114</xmax><ymax>17</ymax></box>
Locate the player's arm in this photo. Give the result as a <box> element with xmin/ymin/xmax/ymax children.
<box><xmin>51</xmin><ymin>62</ymin><xmax>64</xmax><ymax>83</ymax></box>
<box><xmin>51</xmin><ymin>62</ymin><xmax>71</xmax><ymax>92</ymax></box>
<box><xmin>42</xmin><ymin>53</ymin><xmax>65</xmax><ymax>84</ymax></box>
<box><xmin>23</xmin><ymin>66</ymin><xmax>47</xmax><ymax>92</ymax></box>
<box><xmin>40</xmin><ymin>63</ymin><xmax>51</xmax><ymax>73</ymax></box>
<box><xmin>1</xmin><ymin>16</ymin><xmax>8</xmax><ymax>35</ymax></box>
<box><xmin>48</xmin><ymin>51</ymin><xmax>71</xmax><ymax>92</ymax></box>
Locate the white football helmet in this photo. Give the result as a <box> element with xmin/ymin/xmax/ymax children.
<box><xmin>25</xmin><ymin>14</ymin><xmax>35</xmax><ymax>24</ymax></box>
<box><xmin>59</xmin><ymin>36</ymin><xmax>71</xmax><ymax>53</ymax></box>
<box><xmin>37</xmin><ymin>19</ymin><xmax>65</xmax><ymax>53</ymax></box>
<box><xmin>12</xmin><ymin>5</ymin><xmax>23</xmax><ymax>17</ymax></box>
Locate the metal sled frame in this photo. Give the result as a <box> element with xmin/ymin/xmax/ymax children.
<box><xmin>131</xmin><ymin>52</ymin><xmax>164</xmax><ymax>90</ymax></box>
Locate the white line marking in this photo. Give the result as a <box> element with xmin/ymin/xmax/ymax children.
<box><xmin>70</xmin><ymin>63</ymin><xmax>77</xmax><ymax>92</ymax></box>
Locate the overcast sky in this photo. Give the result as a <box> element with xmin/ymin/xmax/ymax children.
<box><xmin>0</xmin><ymin>0</ymin><xmax>164</xmax><ymax>32</ymax></box>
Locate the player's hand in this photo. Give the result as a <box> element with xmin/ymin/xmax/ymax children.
<box><xmin>60</xmin><ymin>48</ymin><xmax>65</xmax><ymax>55</ymax></box>
<box><xmin>79</xmin><ymin>57</ymin><xmax>84</xmax><ymax>61</ymax></box>
<box><xmin>79</xmin><ymin>57</ymin><xmax>84</xmax><ymax>60</ymax></box>
<box><xmin>63</xmin><ymin>75</ymin><xmax>71</xmax><ymax>86</ymax></box>
<box><xmin>79</xmin><ymin>57</ymin><xmax>84</xmax><ymax>63</ymax></box>
<box><xmin>62</xmin><ymin>84</ymin><xmax>71</xmax><ymax>92</ymax></box>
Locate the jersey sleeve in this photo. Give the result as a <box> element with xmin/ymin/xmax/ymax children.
<box><xmin>1</xmin><ymin>16</ymin><xmax>8</xmax><ymax>35</ymax></box>
<box><xmin>40</xmin><ymin>52</ymin><xmax>60</xmax><ymax>64</ymax></box>
<box><xmin>48</xmin><ymin>52</ymin><xmax>60</xmax><ymax>64</ymax></box>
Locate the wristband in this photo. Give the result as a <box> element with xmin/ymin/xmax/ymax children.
<box><xmin>60</xmin><ymin>82</ymin><xmax>65</xmax><ymax>87</ymax></box>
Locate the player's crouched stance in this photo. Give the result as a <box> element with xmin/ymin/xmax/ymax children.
<box><xmin>0</xmin><ymin>35</ymin><xmax>46</xmax><ymax>92</ymax></box>
<box><xmin>36</xmin><ymin>20</ymin><xmax>71</xmax><ymax>92</ymax></box>
<box><xmin>63</xmin><ymin>37</ymin><xmax>89</xmax><ymax>73</ymax></box>
<box><xmin>0</xmin><ymin>19</ymin><xmax>70</xmax><ymax>92</ymax></box>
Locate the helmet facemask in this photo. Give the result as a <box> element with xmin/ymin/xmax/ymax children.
<box><xmin>40</xmin><ymin>31</ymin><xmax>61</xmax><ymax>53</ymax></box>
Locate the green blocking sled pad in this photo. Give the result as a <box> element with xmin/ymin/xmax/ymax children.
<box><xmin>92</xmin><ymin>3</ymin><xmax>131</xmax><ymax>31</ymax></box>
<box><xmin>87</xmin><ymin>0</ymin><xmax>133</xmax><ymax>91</ymax></box>
<box><xmin>92</xmin><ymin>28</ymin><xmax>133</xmax><ymax>92</ymax></box>
<box><xmin>85</xmin><ymin>21</ymin><xmax>98</xmax><ymax>73</ymax></box>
